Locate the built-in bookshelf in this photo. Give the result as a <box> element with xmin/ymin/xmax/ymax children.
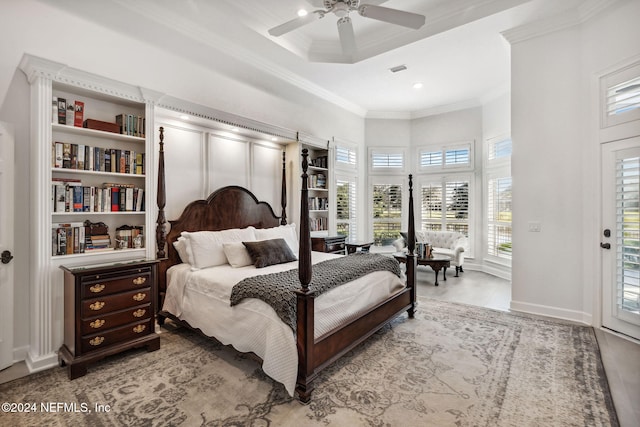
<box><xmin>50</xmin><ymin>87</ymin><xmax>148</xmax><ymax>258</ymax></box>
<box><xmin>286</xmin><ymin>138</ymin><xmax>332</xmax><ymax>237</ymax></box>
<box><xmin>19</xmin><ymin>54</ymin><xmax>162</xmax><ymax>372</ymax></box>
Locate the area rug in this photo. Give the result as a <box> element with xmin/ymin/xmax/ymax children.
<box><xmin>0</xmin><ymin>299</ymin><xmax>618</xmax><ymax>426</ymax></box>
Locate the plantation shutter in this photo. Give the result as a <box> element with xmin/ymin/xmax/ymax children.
<box><xmin>487</xmin><ymin>177</ymin><xmax>512</xmax><ymax>258</ymax></box>
<box><xmin>616</xmin><ymin>156</ymin><xmax>640</xmax><ymax>317</ymax></box>
<box><xmin>336</xmin><ymin>177</ymin><xmax>357</xmax><ymax>238</ymax></box>
<box><xmin>372</xmin><ymin>152</ymin><xmax>403</xmax><ymax>169</ymax></box>
<box><xmin>445</xmin><ymin>148</ymin><xmax>470</xmax><ymax>166</ymax></box>
<box><xmin>336</xmin><ymin>146</ymin><xmax>356</xmax><ymax>167</ymax></box>
<box><xmin>607</xmin><ymin>76</ymin><xmax>640</xmax><ymax>117</ymax></box>
<box><xmin>421</xmin><ymin>182</ymin><xmax>443</xmax><ymax>231</ymax></box>
<box><xmin>372</xmin><ymin>183</ymin><xmax>402</xmax><ymax>245</ymax></box>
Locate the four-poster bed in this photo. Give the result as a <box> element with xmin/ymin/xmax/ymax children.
<box><xmin>154</xmin><ymin>127</ymin><xmax>417</xmax><ymax>402</ymax></box>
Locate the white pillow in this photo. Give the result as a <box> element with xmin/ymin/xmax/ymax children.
<box><xmin>173</xmin><ymin>236</ymin><xmax>192</xmax><ymax>264</ymax></box>
<box><xmin>181</xmin><ymin>227</ymin><xmax>256</xmax><ymax>270</ymax></box>
<box><xmin>254</xmin><ymin>223</ymin><xmax>298</xmax><ymax>255</ymax></box>
<box><xmin>223</xmin><ymin>241</ymin><xmax>254</xmax><ymax>268</ymax></box>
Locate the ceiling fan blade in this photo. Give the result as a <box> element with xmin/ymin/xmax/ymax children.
<box><xmin>268</xmin><ymin>12</ymin><xmax>321</xmax><ymax>36</ymax></box>
<box><xmin>357</xmin><ymin>4</ymin><xmax>426</xmax><ymax>29</ymax></box>
<box><xmin>337</xmin><ymin>17</ymin><xmax>356</xmax><ymax>55</ymax></box>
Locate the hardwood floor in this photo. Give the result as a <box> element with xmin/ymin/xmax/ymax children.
<box><xmin>417</xmin><ymin>267</ymin><xmax>640</xmax><ymax>427</ymax></box>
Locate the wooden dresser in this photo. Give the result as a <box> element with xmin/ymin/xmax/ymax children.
<box><xmin>311</xmin><ymin>235</ymin><xmax>347</xmax><ymax>254</ymax></box>
<box><xmin>59</xmin><ymin>259</ymin><xmax>160</xmax><ymax>379</ymax></box>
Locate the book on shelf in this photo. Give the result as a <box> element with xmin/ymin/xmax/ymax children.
<box><xmin>52</xmin><ymin>97</ymin><xmax>58</xmax><ymax>124</ymax></box>
<box><xmin>52</xmin><ymin>222</ymin><xmax>86</xmax><ymax>256</ymax></box>
<box><xmin>66</xmin><ymin>102</ymin><xmax>74</xmax><ymax>127</ymax></box>
<box><xmin>77</xmin><ymin>144</ymin><xmax>84</xmax><ymax>170</ymax></box>
<box><xmin>83</xmin><ymin>119</ymin><xmax>120</xmax><ymax>134</ymax></box>
<box><xmin>74</xmin><ymin>101</ymin><xmax>84</xmax><ymax>127</ymax></box>
<box><xmin>57</xmin><ymin>97</ymin><xmax>67</xmax><ymax>125</ymax></box>
<box><xmin>62</xmin><ymin>143</ymin><xmax>71</xmax><ymax>169</ymax></box>
<box><xmin>54</xmin><ymin>142</ymin><xmax>63</xmax><ymax>168</ymax></box>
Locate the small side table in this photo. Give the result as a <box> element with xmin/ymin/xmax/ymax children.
<box><xmin>346</xmin><ymin>241</ymin><xmax>374</xmax><ymax>254</ymax></box>
<box><xmin>393</xmin><ymin>252</ymin><xmax>451</xmax><ymax>286</ymax></box>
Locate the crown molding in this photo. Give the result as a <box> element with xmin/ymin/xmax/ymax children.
<box><xmin>18</xmin><ymin>53</ymin><xmax>163</xmax><ymax>104</ymax></box>
<box><xmin>501</xmin><ymin>0</ymin><xmax>620</xmax><ymax>45</ymax></box>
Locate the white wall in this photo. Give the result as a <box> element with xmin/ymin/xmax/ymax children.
<box><xmin>510</xmin><ymin>0</ymin><xmax>640</xmax><ymax>323</ymax></box>
<box><xmin>0</xmin><ymin>1</ymin><xmax>364</xmax><ymax>360</ymax></box>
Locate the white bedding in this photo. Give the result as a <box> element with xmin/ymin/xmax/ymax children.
<box><xmin>162</xmin><ymin>251</ymin><xmax>405</xmax><ymax>396</ymax></box>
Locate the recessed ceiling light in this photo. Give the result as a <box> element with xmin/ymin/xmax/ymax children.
<box><xmin>297</xmin><ymin>9</ymin><xmax>308</xmax><ymax>17</ymax></box>
<box><xmin>232</xmin><ymin>127</ymin><xmax>240</xmax><ymax>132</ymax></box>
<box><xmin>413</xmin><ymin>82</ymin><xmax>424</xmax><ymax>89</ymax></box>
<box><xmin>180</xmin><ymin>114</ymin><xmax>189</xmax><ymax>120</ymax></box>
<box><xmin>271</xmin><ymin>137</ymin><xmax>278</xmax><ymax>141</ymax></box>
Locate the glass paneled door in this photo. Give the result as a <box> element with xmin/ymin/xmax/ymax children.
<box><xmin>602</xmin><ymin>137</ymin><xmax>640</xmax><ymax>340</ymax></box>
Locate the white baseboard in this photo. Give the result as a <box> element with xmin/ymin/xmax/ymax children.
<box><xmin>25</xmin><ymin>351</ymin><xmax>59</xmax><ymax>374</ymax></box>
<box><xmin>510</xmin><ymin>300</ymin><xmax>592</xmax><ymax>325</ymax></box>
<box><xmin>12</xmin><ymin>345</ymin><xmax>29</xmax><ymax>364</ymax></box>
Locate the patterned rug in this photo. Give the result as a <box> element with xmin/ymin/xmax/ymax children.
<box><xmin>0</xmin><ymin>299</ymin><xmax>618</xmax><ymax>427</ymax></box>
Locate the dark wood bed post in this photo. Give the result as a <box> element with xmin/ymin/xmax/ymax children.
<box><xmin>296</xmin><ymin>148</ymin><xmax>315</xmax><ymax>403</ymax></box>
<box><xmin>281</xmin><ymin>151</ymin><xmax>287</xmax><ymax>225</ymax></box>
<box><xmin>406</xmin><ymin>174</ymin><xmax>417</xmax><ymax>318</ymax></box>
<box><xmin>156</xmin><ymin>126</ymin><xmax>167</xmax><ymax>259</ymax></box>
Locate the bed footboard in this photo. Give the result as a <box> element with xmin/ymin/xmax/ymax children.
<box><xmin>294</xmin><ymin>149</ymin><xmax>417</xmax><ymax>402</ymax></box>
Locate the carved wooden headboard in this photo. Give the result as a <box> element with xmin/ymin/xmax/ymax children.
<box><xmin>155</xmin><ymin>127</ymin><xmax>287</xmax><ymax>302</ymax></box>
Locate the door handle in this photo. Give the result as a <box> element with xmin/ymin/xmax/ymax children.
<box><xmin>1</xmin><ymin>250</ymin><xmax>13</xmax><ymax>264</ymax></box>
<box><xmin>600</xmin><ymin>242</ymin><xmax>611</xmax><ymax>250</ymax></box>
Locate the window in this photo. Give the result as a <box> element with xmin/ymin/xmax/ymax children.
<box><xmin>485</xmin><ymin>135</ymin><xmax>512</xmax><ymax>262</ymax></box>
<box><xmin>601</xmin><ymin>61</ymin><xmax>640</xmax><ymax>128</ymax></box>
<box><xmin>487</xmin><ymin>176</ymin><xmax>512</xmax><ymax>259</ymax></box>
<box><xmin>372</xmin><ymin>183</ymin><xmax>402</xmax><ymax>245</ymax></box>
<box><xmin>336</xmin><ymin>145</ymin><xmax>356</xmax><ymax>168</ymax></box>
<box><xmin>445</xmin><ymin>148</ymin><xmax>470</xmax><ymax>166</ymax></box>
<box><xmin>369</xmin><ymin>148</ymin><xmax>405</xmax><ymax>174</ymax></box>
<box><xmin>418</xmin><ymin>143</ymin><xmax>472</xmax><ymax>171</ymax></box>
<box><xmin>336</xmin><ymin>176</ymin><xmax>357</xmax><ymax>238</ymax></box>
<box><xmin>488</xmin><ymin>138</ymin><xmax>512</xmax><ymax>161</ymax></box>
<box><xmin>607</xmin><ymin>76</ymin><xmax>640</xmax><ymax>116</ymax></box>
<box><xmin>420</xmin><ymin>177</ymin><xmax>470</xmax><ymax>237</ymax></box>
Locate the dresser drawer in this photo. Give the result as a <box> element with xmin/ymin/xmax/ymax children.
<box><xmin>81</xmin><ymin>267</ymin><xmax>152</xmax><ymax>298</ymax></box>
<box><xmin>80</xmin><ymin>303</ymin><xmax>151</xmax><ymax>335</ymax></box>
<box><xmin>81</xmin><ymin>287</ymin><xmax>151</xmax><ymax>318</ymax></box>
<box><xmin>326</xmin><ymin>242</ymin><xmax>345</xmax><ymax>253</ymax></box>
<box><xmin>80</xmin><ymin>318</ymin><xmax>153</xmax><ymax>354</ymax></box>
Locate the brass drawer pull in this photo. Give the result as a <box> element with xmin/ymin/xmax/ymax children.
<box><xmin>132</xmin><ymin>309</ymin><xmax>146</xmax><ymax>318</ymax></box>
<box><xmin>133</xmin><ymin>276</ymin><xmax>147</xmax><ymax>285</ymax></box>
<box><xmin>133</xmin><ymin>324</ymin><xmax>146</xmax><ymax>333</ymax></box>
<box><xmin>132</xmin><ymin>293</ymin><xmax>146</xmax><ymax>302</ymax></box>
<box><xmin>89</xmin><ymin>284</ymin><xmax>105</xmax><ymax>293</ymax></box>
<box><xmin>90</xmin><ymin>301</ymin><xmax>105</xmax><ymax>311</ymax></box>
<box><xmin>89</xmin><ymin>336</ymin><xmax>104</xmax><ymax>346</ymax></box>
<box><xmin>90</xmin><ymin>319</ymin><xmax>105</xmax><ymax>329</ymax></box>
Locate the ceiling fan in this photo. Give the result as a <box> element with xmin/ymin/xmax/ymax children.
<box><xmin>268</xmin><ymin>0</ymin><xmax>426</xmax><ymax>55</ymax></box>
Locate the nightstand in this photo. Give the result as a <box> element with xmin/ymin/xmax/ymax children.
<box><xmin>58</xmin><ymin>259</ymin><xmax>161</xmax><ymax>379</ymax></box>
<box><xmin>311</xmin><ymin>235</ymin><xmax>347</xmax><ymax>254</ymax></box>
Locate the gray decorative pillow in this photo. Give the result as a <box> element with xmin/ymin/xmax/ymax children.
<box><xmin>243</xmin><ymin>238</ymin><xmax>297</xmax><ymax>268</ymax></box>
